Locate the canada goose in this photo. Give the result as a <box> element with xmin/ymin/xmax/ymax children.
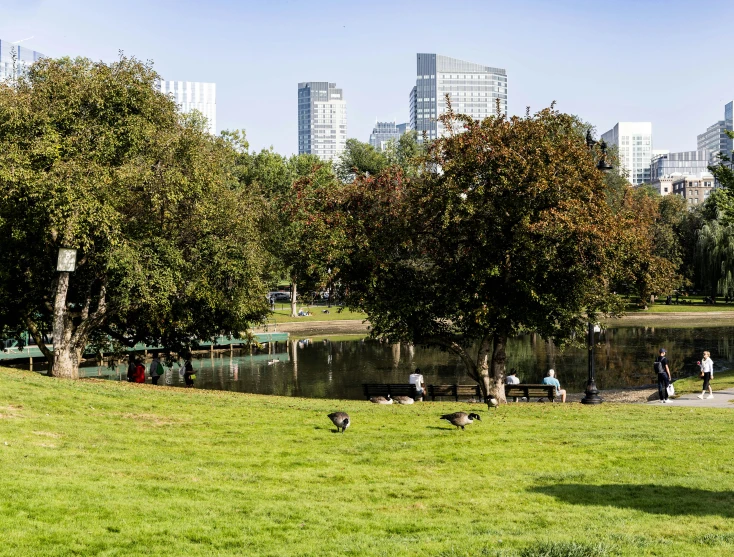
<box><xmin>440</xmin><ymin>412</ymin><xmax>481</xmax><ymax>430</ymax></box>
<box><xmin>327</xmin><ymin>412</ymin><xmax>350</xmax><ymax>433</ymax></box>
<box><xmin>393</xmin><ymin>396</ymin><xmax>414</xmax><ymax>405</ymax></box>
<box><xmin>370</xmin><ymin>394</ymin><xmax>393</xmax><ymax>404</ymax></box>
<box><xmin>267</xmin><ymin>358</ymin><xmax>280</xmax><ymax>365</ymax></box>
<box><xmin>487</xmin><ymin>397</ymin><xmax>499</xmax><ymax>409</ymax></box>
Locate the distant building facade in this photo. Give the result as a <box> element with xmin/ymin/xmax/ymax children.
<box><xmin>156</xmin><ymin>80</ymin><xmax>216</xmax><ymax>134</ymax></box>
<box><xmin>369</xmin><ymin>121</ymin><xmax>409</xmax><ymax>151</ymax></box>
<box><xmin>601</xmin><ymin>122</ymin><xmax>653</xmax><ymax>185</ymax></box>
<box><xmin>409</xmin><ymin>53</ymin><xmax>507</xmax><ymax>142</ymax></box>
<box><xmin>672</xmin><ymin>175</ymin><xmax>714</xmax><ymax>208</ymax></box>
<box><xmin>697</xmin><ymin>121</ymin><xmax>731</xmax><ymax>159</ymax></box>
<box><xmin>298</xmin><ymin>82</ymin><xmax>347</xmax><ymax>162</ymax></box>
<box><xmin>650</xmin><ymin>150</ymin><xmax>712</xmax><ymax>183</ymax></box>
<box><xmin>0</xmin><ymin>39</ymin><xmax>44</xmax><ymax>80</ymax></box>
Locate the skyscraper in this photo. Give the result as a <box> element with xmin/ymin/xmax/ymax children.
<box><xmin>156</xmin><ymin>80</ymin><xmax>216</xmax><ymax>134</ymax></box>
<box><xmin>368</xmin><ymin>121</ymin><xmax>409</xmax><ymax>151</ymax></box>
<box><xmin>298</xmin><ymin>82</ymin><xmax>347</xmax><ymax>162</ymax></box>
<box><xmin>0</xmin><ymin>39</ymin><xmax>44</xmax><ymax>80</ymax></box>
<box><xmin>409</xmin><ymin>54</ymin><xmax>507</xmax><ymax>142</ymax></box>
<box><xmin>601</xmin><ymin>122</ymin><xmax>653</xmax><ymax>185</ymax></box>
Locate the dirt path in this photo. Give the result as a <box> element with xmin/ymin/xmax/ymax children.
<box><xmin>253</xmin><ymin>320</ymin><xmax>370</xmax><ymax>337</ymax></box>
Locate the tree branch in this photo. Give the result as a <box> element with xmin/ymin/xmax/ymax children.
<box><xmin>23</xmin><ymin>316</ymin><xmax>53</xmax><ymax>364</ymax></box>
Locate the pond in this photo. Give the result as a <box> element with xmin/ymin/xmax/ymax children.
<box><xmin>35</xmin><ymin>325</ymin><xmax>734</xmax><ymax>399</ymax></box>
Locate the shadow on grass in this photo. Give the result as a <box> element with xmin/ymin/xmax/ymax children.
<box><xmin>532</xmin><ymin>483</ymin><xmax>734</xmax><ymax>517</ymax></box>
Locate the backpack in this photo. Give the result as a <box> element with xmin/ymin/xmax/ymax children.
<box><xmin>653</xmin><ymin>357</ymin><xmax>665</xmax><ymax>375</ymax></box>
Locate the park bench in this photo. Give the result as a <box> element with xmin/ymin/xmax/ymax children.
<box><xmin>362</xmin><ymin>383</ymin><xmax>420</xmax><ymax>400</ymax></box>
<box><xmin>427</xmin><ymin>384</ymin><xmax>483</xmax><ymax>402</ymax></box>
<box><xmin>504</xmin><ymin>383</ymin><xmax>556</xmax><ymax>402</ymax></box>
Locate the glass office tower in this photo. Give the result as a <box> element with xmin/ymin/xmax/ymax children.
<box><xmin>157</xmin><ymin>80</ymin><xmax>217</xmax><ymax>134</ymax></box>
<box><xmin>298</xmin><ymin>82</ymin><xmax>347</xmax><ymax>162</ymax></box>
<box><xmin>409</xmin><ymin>54</ymin><xmax>507</xmax><ymax>142</ymax></box>
<box><xmin>0</xmin><ymin>39</ymin><xmax>44</xmax><ymax>80</ymax></box>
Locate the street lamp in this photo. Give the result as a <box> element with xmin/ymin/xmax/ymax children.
<box><xmin>580</xmin><ymin>132</ymin><xmax>613</xmax><ymax>405</ymax></box>
<box><xmin>581</xmin><ymin>323</ymin><xmax>603</xmax><ymax>404</ymax></box>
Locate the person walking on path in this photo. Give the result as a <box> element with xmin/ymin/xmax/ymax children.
<box><xmin>697</xmin><ymin>351</ymin><xmax>715</xmax><ymax>400</ymax></box>
<box><xmin>655</xmin><ymin>348</ymin><xmax>672</xmax><ymax>403</ymax></box>
<box><xmin>134</xmin><ymin>359</ymin><xmax>146</xmax><ymax>383</ymax></box>
<box><xmin>127</xmin><ymin>355</ymin><xmax>136</xmax><ymax>382</ymax></box>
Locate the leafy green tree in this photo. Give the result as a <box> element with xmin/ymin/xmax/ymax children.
<box><xmin>383</xmin><ymin>131</ymin><xmax>424</xmax><ymax>177</ymax></box>
<box><xmin>338</xmin><ymin>106</ymin><xmax>629</xmax><ymax>401</ymax></box>
<box><xmin>334</xmin><ymin>138</ymin><xmax>388</xmax><ymax>182</ymax></box>
<box><xmin>0</xmin><ymin>56</ymin><xmax>269</xmax><ymax>378</ymax></box>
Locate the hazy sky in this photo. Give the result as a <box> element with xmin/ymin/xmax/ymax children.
<box><xmin>3</xmin><ymin>0</ymin><xmax>733</xmax><ymax>155</ymax></box>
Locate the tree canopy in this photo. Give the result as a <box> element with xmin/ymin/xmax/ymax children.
<box><xmin>338</xmin><ymin>105</ymin><xmax>634</xmax><ymax>401</ymax></box>
<box><xmin>0</xmin><ymin>56</ymin><xmax>270</xmax><ymax>377</ymax></box>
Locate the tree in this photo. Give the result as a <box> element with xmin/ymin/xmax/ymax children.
<box><xmin>383</xmin><ymin>131</ymin><xmax>424</xmax><ymax>177</ymax></box>
<box><xmin>334</xmin><ymin>139</ymin><xmax>388</xmax><ymax>182</ymax></box>
<box><xmin>338</xmin><ymin>105</ymin><xmax>628</xmax><ymax>402</ymax></box>
<box><xmin>611</xmin><ymin>189</ymin><xmax>680</xmax><ymax>306</ymax></box>
<box><xmin>0</xmin><ymin>56</ymin><xmax>270</xmax><ymax>378</ymax></box>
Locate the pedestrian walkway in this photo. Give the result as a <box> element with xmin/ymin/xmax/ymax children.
<box><xmin>646</xmin><ymin>388</ymin><xmax>734</xmax><ymax>408</ymax></box>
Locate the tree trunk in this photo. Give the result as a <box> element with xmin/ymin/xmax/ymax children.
<box><xmin>50</xmin><ymin>272</ymin><xmax>81</xmax><ymax>379</ymax></box>
<box><xmin>474</xmin><ymin>335</ymin><xmax>492</xmax><ymax>398</ymax></box>
<box><xmin>489</xmin><ymin>332</ymin><xmax>508</xmax><ymax>403</ymax></box>
<box><xmin>290</xmin><ymin>280</ymin><xmax>298</xmax><ymax>318</ymax></box>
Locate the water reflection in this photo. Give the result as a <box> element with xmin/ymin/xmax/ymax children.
<box><xmin>16</xmin><ymin>326</ymin><xmax>734</xmax><ymax>399</ymax></box>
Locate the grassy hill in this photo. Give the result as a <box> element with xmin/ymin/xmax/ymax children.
<box><xmin>1</xmin><ymin>368</ymin><xmax>733</xmax><ymax>556</ymax></box>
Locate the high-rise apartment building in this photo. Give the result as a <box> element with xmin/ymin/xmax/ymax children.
<box><xmin>298</xmin><ymin>82</ymin><xmax>347</xmax><ymax>162</ymax></box>
<box><xmin>369</xmin><ymin>121</ymin><xmax>409</xmax><ymax>151</ymax></box>
<box><xmin>0</xmin><ymin>39</ymin><xmax>44</xmax><ymax>80</ymax></box>
<box><xmin>409</xmin><ymin>54</ymin><xmax>507</xmax><ymax>142</ymax></box>
<box><xmin>650</xmin><ymin>150</ymin><xmax>712</xmax><ymax>195</ymax></box>
<box><xmin>156</xmin><ymin>80</ymin><xmax>216</xmax><ymax>134</ymax></box>
<box><xmin>601</xmin><ymin>122</ymin><xmax>653</xmax><ymax>185</ymax></box>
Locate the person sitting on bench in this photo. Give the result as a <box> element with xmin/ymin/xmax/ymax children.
<box><xmin>409</xmin><ymin>368</ymin><xmax>426</xmax><ymax>400</ymax></box>
<box><xmin>542</xmin><ymin>369</ymin><xmax>566</xmax><ymax>402</ymax></box>
<box><xmin>505</xmin><ymin>368</ymin><xmax>520</xmax><ymax>401</ymax></box>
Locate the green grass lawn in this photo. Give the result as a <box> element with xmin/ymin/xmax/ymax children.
<box><xmin>2</xmin><ymin>368</ymin><xmax>734</xmax><ymax>556</ymax></box>
<box><xmin>267</xmin><ymin>305</ymin><xmax>368</xmax><ymax>323</ymax></box>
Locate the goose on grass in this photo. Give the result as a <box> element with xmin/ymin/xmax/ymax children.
<box><xmin>440</xmin><ymin>412</ymin><xmax>481</xmax><ymax>430</ymax></box>
<box><xmin>327</xmin><ymin>412</ymin><xmax>350</xmax><ymax>433</ymax></box>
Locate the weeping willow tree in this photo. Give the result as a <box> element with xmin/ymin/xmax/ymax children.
<box><xmin>696</xmin><ymin>210</ymin><xmax>734</xmax><ymax>299</ymax></box>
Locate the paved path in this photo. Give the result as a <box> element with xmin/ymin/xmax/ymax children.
<box><xmin>647</xmin><ymin>388</ymin><xmax>734</xmax><ymax>408</ymax></box>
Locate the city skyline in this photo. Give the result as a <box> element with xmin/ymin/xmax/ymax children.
<box><xmin>2</xmin><ymin>0</ymin><xmax>734</xmax><ymax>156</ymax></box>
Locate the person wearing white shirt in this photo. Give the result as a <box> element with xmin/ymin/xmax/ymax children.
<box><xmin>697</xmin><ymin>351</ymin><xmax>715</xmax><ymax>399</ymax></box>
<box><xmin>409</xmin><ymin>368</ymin><xmax>426</xmax><ymax>400</ymax></box>
<box><xmin>505</xmin><ymin>369</ymin><xmax>520</xmax><ymax>385</ymax></box>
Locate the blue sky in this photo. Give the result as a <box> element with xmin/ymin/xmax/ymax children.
<box><xmin>2</xmin><ymin>0</ymin><xmax>733</xmax><ymax>155</ymax></box>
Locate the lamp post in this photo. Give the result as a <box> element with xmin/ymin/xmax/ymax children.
<box><xmin>581</xmin><ymin>322</ymin><xmax>603</xmax><ymax>404</ymax></box>
<box><xmin>580</xmin><ymin>131</ymin><xmax>612</xmax><ymax>405</ymax></box>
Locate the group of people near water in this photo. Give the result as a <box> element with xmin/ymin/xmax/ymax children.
<box><xmin>126</xmin><ymin>354</ymin><xmax>196</xmax><ymax>388</ymax></box>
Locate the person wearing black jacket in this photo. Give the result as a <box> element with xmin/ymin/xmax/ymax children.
<box><xmin>655</xmin><ymin>348</ymin><xmax>672</xmax><ymax>403</ymax></box>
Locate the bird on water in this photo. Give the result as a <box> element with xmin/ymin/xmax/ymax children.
<box><xmin>327</xmin><ymin>412</ymin><xmax>350</xmax><ymax>433</ymax></box>
<box><xmin>440</xmin><ymin>412</ymin><xmax>482</xmax><ymax>430</ymax></box>
<box><xmin>370</xmin><ymin>394</ymin><xmax>393</xmax><ymax>404</ymax></box>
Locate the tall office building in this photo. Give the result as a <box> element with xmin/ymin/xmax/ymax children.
<box><xmin>409</xmin><ymin>54</ymin><xmax>507</xmax><ymax>142</ymax></box>
<box><xmin>650</xmin><ymin>150</ymin><xmax>712</xmax><ymax>195</ymax></box>
<box><xmin>697</xmin><ymin>100</ymin><xmax>734</xmax><ymax>166</ymax></box>
<box><xmin>298</xmin><ymin>82</ymin><xmax>347</xmax><ymax>162</ymax></box>
<box><xmin>369</xmin><ymin>121</ymin><xmax>409</xmax><ymax>151</ymax></box>
<box><xmin>0</xmin><ymin>39</ymin><xmax>44</xmax><ymax>80</ymax></box>
<box><xmin>601</xmin><ymin>122</ymin><xmax>653</xmax><ymax>185</ymax></box>
<box><xmin>156</xmin><ymin>80</ymin><xmax>216</xmax><ymax>134</ymax></box>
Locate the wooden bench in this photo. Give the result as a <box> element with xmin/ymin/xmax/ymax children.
<box><xmin>504</xmin><ymin>384</ymin><xmax>556</xmax><ymax>402</ymax></box>
<box><xmin>362</xmin><ymin>383</ymin><xmax>420</xmax><ymax>400</ymax></box>
<box><xmin>427</xmin><ymin>384</ymin><xmax>483</xmax><ymax>402</ymax></box>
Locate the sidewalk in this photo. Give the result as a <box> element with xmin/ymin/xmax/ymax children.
<box><xmin>647</xmin><ymin>388</ymin><xmax>734</xmax><ymax>408</ymax></box>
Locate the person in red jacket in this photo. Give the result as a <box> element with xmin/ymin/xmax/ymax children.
<box><xmin>134</xmin><ymin>359</ymin><xmax>146</xmax><ymax>383</ymax></box>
